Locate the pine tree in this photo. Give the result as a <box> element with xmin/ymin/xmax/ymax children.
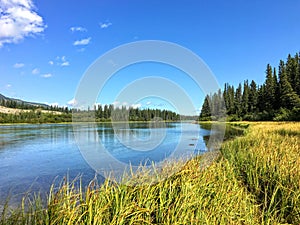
<box><xmin>273</xmin><ymin>68</ymin><xmax>280</xmax><ymax>110</ymax></box>
<box><xmin>228</xmin><ymin>85</ymin><xmax>235</xmax><ymax>115</ymax></box>
<box><xmin>198</xmin><ymin>52</ymin><xmax>300</xmax><ymax>121</ymax></box>
<box><xmin>199</xmin><ymin>95</ymin><xmax>211</xmax><ymax>120</ymax></box>
<box><xmin>223</xmin><ymin>83</ymin><xmax>229</xmax><ymax>113</ymax></box>
<box><xmin>286</xmin><ymin>54</ymin><xmax>294</xmax><ymax>84</ymax></box>
<box><xmin>223</xmin><ymin>83</ymin><xmax>235</xmax><ymax>115</ymax></box>
<box><xmin>248</xmin><ymin>80</ymin><xmax>258</xmax><ymax>113</ymax></box>
<box><xmin>278</xmin><ymin>60</ymin><xmax>300</xmax><ymax>109</ymax></box>
<box><xmin>294</xmin><ymin>53</ymin><xmax>300</xmax><ymax>95</ymax></box>
<box><xmin>257</xmin><ymin>84</ymin><xmax>266</xmax><ymax>112</ymax></box>
<box><xmin>103</xmin><ymin>105</ymin><xmax>109</xmax><ymax>119</ymax></box>
<box><xmin>242</xmin><ymin>80</ymin><xmax>249</xmax><ymax>115</ymax></box>
<box><xmin>264</xmin><ymin>64</ymin><xmax>276</xmax><ymax>111</ymax></box>
<box><xmin>234</xmin><ymin>83</ymin><xmax>242</xmax><ymax>117</ymax></box>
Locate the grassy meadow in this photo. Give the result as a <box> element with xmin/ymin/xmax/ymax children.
<box><xmin>1</xmin><ymin>122</ymin><xmax>299</xmax><ymax>224</ymax></box>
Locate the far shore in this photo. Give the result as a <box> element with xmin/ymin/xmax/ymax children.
<box><xmin>0</xmin><ymin>120</ymin><xmax>197</xmax><ymax>126</ymax></box>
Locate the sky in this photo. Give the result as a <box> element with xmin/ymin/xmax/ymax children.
<box><xmin>0</xmin><ymin>0</ymin><xmax>300</xmax><ymax>115</ymax></box>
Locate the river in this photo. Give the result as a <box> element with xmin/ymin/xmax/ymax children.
<box><xmin>0</xmin><ymin>122</ymin><xmax>210</xmax><ymax>206</ymax></box>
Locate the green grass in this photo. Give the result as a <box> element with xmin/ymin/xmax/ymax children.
<box><xmin>1</xmin><ymin>122</ymin><xmax>299</xmax><ymax>224</ymax></box>
<box><xmin>221</xmin><ymin>122</ymin><xmax>300</xmax><ymax>224</ymax></box>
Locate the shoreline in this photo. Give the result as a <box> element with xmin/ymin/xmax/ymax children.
<box><xmin>0</xmin><ymin>120</ymin><xmax>193</xmax><ymax>126</ymax></box>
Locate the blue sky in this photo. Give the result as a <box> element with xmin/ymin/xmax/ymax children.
<box><xmin>0</xmin><ymin>0</ymin><xmax>300</xmax><ymax>115</ymax></box>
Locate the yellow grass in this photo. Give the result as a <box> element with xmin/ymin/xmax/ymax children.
<box><xmin>0</xmin><ymin>106</ymin><xmax>62</xmax><ymax>115</ymax></box>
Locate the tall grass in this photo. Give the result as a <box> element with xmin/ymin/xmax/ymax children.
<box><xmin>1</xmin><ymin>122</ymin><xmax>299</xmax><ymax>224</ymax></box>
<box><xmin>221</xmin><ymin>122</ymin><xmax>300</xmax><ymax>224</ymax></box>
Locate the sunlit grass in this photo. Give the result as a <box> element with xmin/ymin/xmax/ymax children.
<box><xmin>221</xmin><ymin>122</ymin><xmax>300</xmax><ymax>224</ymax></box>
<box><xmin>1</xmin><ymin>122</ymin><xmax>299</xmax><ymax>224</ymax></box>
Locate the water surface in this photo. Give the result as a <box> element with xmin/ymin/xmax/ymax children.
<box><xmin>0</xmin><ymin>122</ymin><xmax>209</xmax><ymax>205</ymax></box>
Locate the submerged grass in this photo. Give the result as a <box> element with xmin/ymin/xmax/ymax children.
<box><xmin>1</xmin><ymin>122</ymin><xmax>299</xmax><ymax>224</ymax></box>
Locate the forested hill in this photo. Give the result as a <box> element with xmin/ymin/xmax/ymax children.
<box><xmin>199</xmin><ymin>52</ymin><xmax>300</xmax><ymax>121</ymax></box>
<box><xmin>0</xmin><ymin>93</ymin><xmax>70</xmax><ymax>113</ymax></box>
<box><xmin>0</xmin><ymin>93</ymin><xmax>50</xmax><ymax>109</ymax></box>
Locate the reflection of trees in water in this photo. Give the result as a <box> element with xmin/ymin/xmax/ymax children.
<box><xmin>0</xmin><ymin>124</ymin><xmax>74</xmax><ymax>150</ymax></box>
<box><xmin>199</xmin><ymin>123</ymin><xmax>246</xmax><ymax>150</ymax></box>
<box><xmin>96</xmin><ymin>123</ymin><xmax>152</xmax><ymax>146</ymax></box>
<box><xmin>202</xmin><ymin>135</ymin><xmax>210</xmax><ymax>147</ymax></box>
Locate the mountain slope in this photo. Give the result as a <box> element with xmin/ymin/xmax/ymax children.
<box><xmin>0</xmin><ymin>93</ymin><xmax>49</xmax><ymax>109</ymax></box>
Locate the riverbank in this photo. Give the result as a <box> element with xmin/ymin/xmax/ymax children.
<box><xmin>0</xmin><ymin>120</ymin><xmax>190</xmax><ymax>126</ymax></box>
<box><xmin>1</xmin><ymin>122</ymin><xmax>299</xmax><ymax>224</ymax></box>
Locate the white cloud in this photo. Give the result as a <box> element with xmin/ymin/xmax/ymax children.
<box><xmin>32</xmin><ymin>68</ymin><xmax>39</xmax><ymax>74</ymax></box>
<box><xmin>73</xmin><ymin>37</ymin><xmax>91</xmax><ymax>46</ymax></box>
<box><xmin>70</xmin><ymin>26</ymin><xmax>87</xmax><ymax>32</ymax></box>
<box><xmin>131</xmin><ymin>103</ymin><xmax>142</xmax><ymax>109</ymax></box>
<box><xmin>13</xmin><ymin>62</ymin><xmax>24</xmax><ymax>68</ymax></box>
<box><xmin>41</xmin><ymin>73</ymin><xmax>52</xmax><ymax>78</ymax></box>
<box><xmin>146</xmin><ymin>101</ymin><xmax>151</xmax><ymax>105</ymax></box>
<box><xmin>59</xmin><ymin>56</ymin><xmax>69</xmax><ymax>66</ymax></box>
<box><xmin>113</xmin><ymin>101</ymin><xmax>141</xmax><ymax>109</ymax></box>
<box><xmin>5</xmin><ymin>84</ymin><xmax>12</xmax><ymax>88</ymax></box>
<box><xmin>50</xmin><ymin>56</ymin><xmax>70</xmax><ymax>66</ymax></box>
<box><xmin>0</xmin><ymin>0</ymin><xmax>46</xmax><ymax>47</ymax></box>
<box><xmin>61</xmin><ymin>61</ymin><xmax>69</xmax><ymax>66</ymax></box>
<box><xmin>67</xmin><ymin>98</ymin><xmax>77</xmax><ymax>106</ymax></box>
<box><xmin>100</xmin><ymin>22</ymin><xmax>112</xmax><ymax>29</ymax></box>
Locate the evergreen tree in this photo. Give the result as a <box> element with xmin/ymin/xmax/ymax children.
<box><xmin>248</xmin><ymin>80</ymin><xmax>258</xmax><ymax>113</ymax></box>
<box><xmin>103</xmin><ymin>105</ymin><xmax>109</xmax><ymax>119</ymax></box>
<box><xmin>278</xmin><ymin>60</ymin><xmax>300</xmax><ymax>109</ymax></box>
<box><xmin>228</xmin><ymin>85</ymin><xmax>235</xmax><ymax>114</ymax></box>
<box><xmin>199</xmin><ymin>51</ymin><xmax>300</xmax><ymax>121</ymax></box>
<box><xmin>264</xmin><ymin>64</ymin><xmax>276</xmax><ymax>111</ymax></box>
<box><xmin>199</xmin><ymin>95</ymin><xmax>211</xmax><ymax>120</ymax></box>
<box><xmin>286</xmin><ymin>54</ymin><xmax>298</xmax><ymax>89</ymax></box>
<box><xmin>273</xmin><ymin>68</ymin><xmax>280</xmax><ymax>110</ymax></box>
<box><xmin>294</xmin><ymin>53</ymin><xmax>300</xmax><ymax>95</ymax></box>
<box><xmin>242</xmin><ymin>80</ymin><xmax>249</xmax><ymax>115</ymax></box>
<box><xmin>98</xmin><ymin>105</ymin><xmax>103</xmax><ymax>118</ymax></box>
<box><xmin>257</xmin><ymin>84</ymin><xmax>266</xmax><ymax>112</ymax></box>
<box><xmin>234</xmin><ymin>83</ymin><xmax>243</xmax><ymax>117</ymax></box>
<box><xmin>108</xmin><ymin>104</ymin><xmax>114</xmax><ymax>118</ymax></box>
<box><xmin>223</xmin><ymin>83</ymin><xmax>235</xmax><ymax>115</ymax></box>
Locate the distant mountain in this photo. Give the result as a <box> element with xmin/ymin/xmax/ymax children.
<box><xmin>0</xmin><ymin>93</ymin><xmax>8</xmax><ymax>101</ymax></box>
<box><xmin>0</xmin><ymin>93</ymin><xmax>50</xmax><ymax>109</ymax></box>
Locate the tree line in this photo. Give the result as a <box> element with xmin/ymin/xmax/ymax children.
<box><xmin>0</xmin><ymin>93</ymin><xmax>180</xmax><ymax>123</ymax></box>
<box><xmin>0</xmin><ymin>103</ymin><xmax>180</xmax><ymax>123</ymax></box>
<box><xmin>199</xmin><ymin>52</ymin><xmax>300</xmax><ymax>121</ymax></box>
<box><xmin>73</xmin><ymin>105</ymin><xmax>180</xmax><ymax>122</ymax></box>
<box><xmin>0</xmin><ymin>111</ymin><xmax>72</xmax><ymax>123</ymax></box>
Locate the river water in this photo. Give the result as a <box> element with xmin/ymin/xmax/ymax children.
<box><xmin>0</xmin><ymin>122</ymin><xmax>210</xmax><ymax>206</ymax></box>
